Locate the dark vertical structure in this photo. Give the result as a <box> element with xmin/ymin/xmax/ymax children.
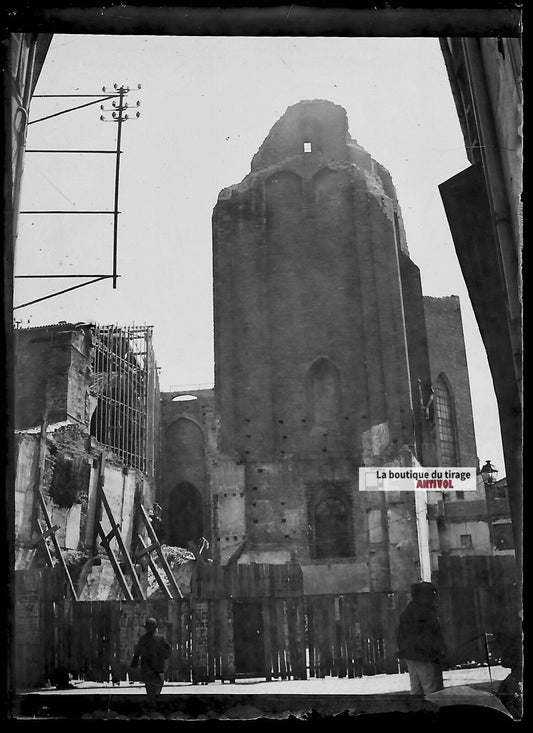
<box><xmin>439</xmin><ymin>37</ymin><xmax>522</xmax><ymax>574</ymax></box>
<box><xmin>423</xmin><ymin>296</ymin><xmax>477</xmax><ymax>469</ymax></box>
<box><xmin>163</xmin><ymin>417</ymin><xmax>208</xmax><ymax>545</ymax></box>
<box><xmin>211</xmin><ymin>100</ymin><xmax>439</xmax><ymax>590</ymax></box>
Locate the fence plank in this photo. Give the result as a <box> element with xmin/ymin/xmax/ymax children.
<box><xmin>335</xmin><ymin>597</ymin><xmax>346</xmax><ymax>678</ymax></box>
<box><xmin>306</xmin><ymin>601</ymin><xmax>315</xmax><ymax>677</ymax></box>
<box><xmin>269</xmin><ymin>596</ymin><xmax>279</xmax><ymax>679</ymax></box>
<box><xmin>314</xmin><ymin>598</ymin><xmax>324</xmax><ymax>678</ymax></box>
<box><xmin>262</xmin><ymin>598</ymin><xmax>272</xmax><ymax>680</ymax></box>
<box><xmin>277</xmin><ymin>598</ymin><xmax>288</xmax><ymax>680</ymax></box>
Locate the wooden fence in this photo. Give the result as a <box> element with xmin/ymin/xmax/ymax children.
<box><xmin>14</xmin><ymin>556</ymin><xmax>519</xmax><ymax>689</ymax></box>
<box><xmin>191</xmin><ymin>561</ymin><xmax>306</xmax><ymax>683</ymax></box>
<box><xmin>305</xmin><ymin>592</ymin><xmax>408</xmax><ymax>678</ymax></box>
<box><xmin>437</xmin><ymin>555</ymin><xmax>519</xmax><ymax>666</ymax></box>
<box><xmin>39</xmin><ymin>599</ymin><xmax>191</xmax><ymax>686</ymax></box>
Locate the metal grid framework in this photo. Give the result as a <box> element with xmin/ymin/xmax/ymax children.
<box><xmin>91</xmin><ymin>324</ymin><xmax>157</xmax><ymax>475</ymax></box>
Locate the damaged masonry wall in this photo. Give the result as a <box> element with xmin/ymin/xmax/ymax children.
<box><xmin>14</xmin><ymin>323</ymin><xmax>175</xmax><ymax>601</ymax></box>
<box><xmin>210</xmin><ymin>100</ymin><xmax>432</xmax><ymax>592</ymax></box>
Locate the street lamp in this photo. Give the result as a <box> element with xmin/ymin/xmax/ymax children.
<box><xmin>480</xmin><ymin>460</ymin><xmax>499</xmax><ymax>486</ymax></box>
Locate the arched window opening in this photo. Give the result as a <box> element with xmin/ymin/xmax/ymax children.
<box><xmin>314</xmin><ymin>497</ymin><xmax>351</xmax><ymax>559</ymax></box>
<box><xmin>265</xmin><ymin>171</ymin><xmax>303</xmax><ymax>219</ymax></box>
<box><xmin>434</xmin><ymin>374</ymin><xmax>459</xmax><ymax>465</ymax></box>
<box><xmin>301</xmin><ymin>116</ymin><xmax>322</xmax><ymax>154</ymax></box>
<box><xmin>306</xmin><ymin>357</ymin><xmax>341</xmax><ymax>430</ymax></box>
<box><xmin>167</xmin><ymin>481</ymin><xmax>203</xmax><ymax>547</ymax></box>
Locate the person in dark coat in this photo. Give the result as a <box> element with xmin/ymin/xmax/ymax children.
<box><xmin>130</xmin><ymin>617</ymin><xmax>171</xmax><ymax>706</ymax></box>
<box><xmin>495</xmin><ymin>614</ymin><xmax>523</xmax><ymax>718</ymax></box>
<box><xmin>397</xmin><ymin>581</ymin><xmax>447</xmax><ymax>696</ymax></box>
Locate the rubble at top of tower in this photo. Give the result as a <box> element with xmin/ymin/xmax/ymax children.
<box><xmin>250</xmin><ymin>100</ymin><xmax>398</xmax><ymax>201</ymax></box>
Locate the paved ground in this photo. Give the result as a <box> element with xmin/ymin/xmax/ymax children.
<box><xmin>12</xmin><ymin>665</ymin><xmax>517</xmax><ymax>721</ymax></box>
<box><xmin>20</xmin><ymin>664</ymin><xmax>507</xmax><ymax>695</ymax></box>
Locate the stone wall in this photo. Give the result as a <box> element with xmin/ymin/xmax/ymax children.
<box><xmin>15</xmin><ymin>323</ymin><xmax>93</xmax><ymax>430</ymax></box>
<box><xmin>14</xmin><ymin>323</ymin><xmax>158</xmax><ymax>600</ymax></box>
<box><xmin>14</xmin><ymin>420</ymin><xmax>153</xmax><ymax>599</ymax></box>
<box><xmin>209</xmin><ymin>101</ymin><xmax>433</xmax><ymax>589</ymax></box>
<box><xmin>423</xmin><ymin>295</ymin><xmax>478</xmax><ymax>467</ymax></box>
<box><xmin>160</xmin><ymin>389</ymin><xmax>218</xmax><ymax>547</ymax></box>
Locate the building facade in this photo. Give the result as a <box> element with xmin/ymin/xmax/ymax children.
<box><xmin>439</xmin><ymin>37</ymin><xmax>522</xmax><ymax>571</ymax></box>
<box><xmin>159</xmin><ymin>100</ymin><xmax>494</xmax><ymax>595</ymax></box>
<box><xmin>14</xmin><ymin>322</ymin><xmax>162</xmax><ymax>600</ymax></box>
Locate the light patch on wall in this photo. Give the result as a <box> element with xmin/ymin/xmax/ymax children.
<box><xmin>172</xmin><ymin>394</ymin><xmax>198</xmax><ymax>402</ymax></box>
<box><xmin>65</xmin><ymin>503</ymin><xmax>82</xmax><ymax>549</ymax></box>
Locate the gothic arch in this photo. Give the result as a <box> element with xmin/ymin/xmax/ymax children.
<box><xmin>307</xmin><ymin>484</ymin><xmax>353</xmax><ymax>559</ymax></box>
<box><xmin>305</xmin><ymin>357</ymin><xmax>342</xmax><ymax>431</ymax></box>
<box><xmin>300</xmin><ymin>115</ymin><xmax>322</xmax><ymax>153</ymax></box>
<box><xmin>165</xmin><ymin>414</ymin><xmax>205</xmax><ymax>438</ymax></box>
<box><xmin>163</xmin><ymin>417</ymin><xmax>208</xmax><ymax>542</ymax></box>
<box><xmin>265</xmin><ymin>170</ymin><xmax>303</xmax><ymax>217</ymax></box>
<box><xmin>167</xmin><ymin>481</ymin><xmax>204</xmax><ymax>547</ymax></box>
<box><xmin>312</xmin><ymin>167</ymin><xmax>352</xmax><ymax>205</ymax></box>
<box><xmin>434</xmin><ymin>372</ymin><xmax>460</xmax><ymax>465</ymax></box>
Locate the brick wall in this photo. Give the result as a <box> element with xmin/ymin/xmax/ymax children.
<box><xmin>423</xmin><ymin>295</ymin><xmax>478</xmax><ymax>466</ymax></box>
<box><xmin>210</xmin><ymin>101</ymin><xmax>427</xmax><ymax>587</ymax></box>
<box><xmin>15</xmin><ymin>324</ymin><xmax>93</xmax><ymax>429</ymax></box>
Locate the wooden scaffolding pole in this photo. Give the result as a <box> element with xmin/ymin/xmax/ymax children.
<box><xmin>35</xmin><ymin>491</ymin><xmax>79</xmax><ymax>601</ymax></box>
<box><xmin>138</xmin><ymin>504</ymin><xmax>183</xmax><ymax>599</ymax></box>
<box><xmin>96</xmin><ymin>452</ymin><xmax>146</xmax><ymax>601</ymax></box>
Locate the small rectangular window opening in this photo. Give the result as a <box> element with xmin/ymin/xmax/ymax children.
<box><xmin>303</xmin><ymin>141</ymin><xmax>312</xmax><ymax>153</ymax></box>
<box><xmin>460</xmin><ymin>534</ymin><xmax>473</xmax><ymax>549</ymax></box>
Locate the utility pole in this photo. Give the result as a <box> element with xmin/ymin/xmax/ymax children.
<box><xmin>100</xmin><ymin>83</ymin><xmax>142</xmax><ymax>288</ymax></box>
<box><xmin>14</xmin><ymin>83</ymin><xmax>142</xmax><ymax>310</ymax></box>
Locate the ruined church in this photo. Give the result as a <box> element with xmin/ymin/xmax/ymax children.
<box><xmin>14</xmin><ymin>101</ymin><xmax>515</xmax><ymax>687</ymax></box>
<box><xmin>160</xmin><ymin>100</ymin><xmax>478</xmax><ymax>591</ymax></box>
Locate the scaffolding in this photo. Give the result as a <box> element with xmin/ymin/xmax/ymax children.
<box><xmin>91</xmin><ymin>324</ymin><xmax>157</xmax><ymax>477</ymax></box>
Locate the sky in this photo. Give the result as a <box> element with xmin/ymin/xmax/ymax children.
<box><xmin>14</xmin><ymin>34</ymin><xmax>506</xmax><ymax>476</ymax></box>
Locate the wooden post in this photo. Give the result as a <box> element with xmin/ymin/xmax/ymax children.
<box><xmin>192</xmin><ymin>600</ymin><xmax>209</xmax><ymax>684</ymax></box>
<box><xmin>98</xmin><ymin>489</ymin><xmax>145</xmax><ymax>599</ymax></box>
<box><xmin>139</xmin><ymin>504</ymin><xmax>183</xmax><ymax>598</ymax></box>
<box><xmin>219</xmin><ymin>599</ymin><xmax>235</xmax><ymax>683</ymax></box>
<box><xmin>32</xmin><ymin>518</ymin><xmax>56</xmax><ymax>567</ymax></box>
<box><xmin>262</xmin><ymin>598</ymin><xmax>272</xmax><ymax>681</ymax></box>
<box><xmin>36</xmin><ymin>492</ymin><xmax>78</xmax><ymax>601</ymax></box>
<box><xmin>136</xmin><ymin>535</ymin><xmax>173</xmax><ymax>600</ymax></box>
<box><xmin>30</xmin><ymin>417</ymin><xmax>48</xmax><ymax>536</ymax></box>
<box><xmin>97</xmin><ymin>523</ymin><xmax>135</xmax><ymax>601</ymax></box>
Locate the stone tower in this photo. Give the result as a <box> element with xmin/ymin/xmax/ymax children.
<box><xmin>210</xmin><ymin>100</ymin><xmax>436</xmax><ymax>589</ymax></box>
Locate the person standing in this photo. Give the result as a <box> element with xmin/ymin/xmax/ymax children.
<box><xmin>397</xmin><ymin>581</ymin><xmax>447</xmax><ymax>696</ymax></box>
<box><xmin>130</xmin><ymin>617</ymin><xmax>171</xmax><ymax>707</ymax></box>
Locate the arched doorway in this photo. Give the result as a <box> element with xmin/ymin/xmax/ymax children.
<box><xmin>314</xmin><ymin>497</ymin><xmax>351</xmax><ymax>559</ymax></box>
<box><xmin>167</xmin><ymin>481</ymin><xmax>204</xmax><ymax>547</ymax></box>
